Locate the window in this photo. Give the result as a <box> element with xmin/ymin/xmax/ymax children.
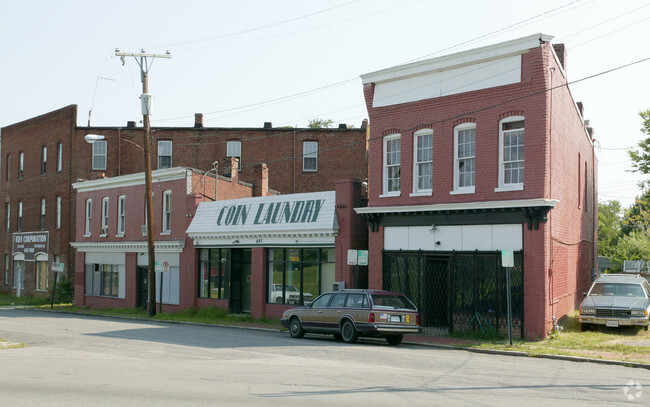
<box><xmin>412</xmin><ymin>129</ymin><xmax>432</xmax><ymax>194</ymax></box>
<box><xmin>101</xmin><ymin>197</ymin><xmax>109</xmax><ymax>236</ymax></box>
<box><xmin>382</xmin><ymin>134</ymin><xmax>401</xmax><ymax>196</ymax></box>
<box><xmin>36</xmin><ymin>259</ymin><xmax>47</xmax><ymax>291</ymax></box>
<box><xmin>40</xmin><ymin>198</ymin><xmax>46</xmax><ymax>230</ymax></box>
<box><xmin>17</xmin><ymin>201</ymin><xmax>22</xmax><ymax>232</ymax></box>
<box><xmin>57</xmin><ymin>142</ymin><xmax>63</xmax><ymax>173</ymax></box>
<box><xmin>5</xmin><ymin>154</ymin><xmax>10</xmax><ymax>181</ymax></box>
<box><xmin>227</xmin><ymin>140</ymin><xmax>242</xmax><ymax>170</ymax></box>
<box><xmin>162</xmin><ymin>190</ymin><xmax>171</xmax><ymax>234</ymax></box>
<box><xmin>5</xmin><ymin>203</ymin><xmax>9</xmax><ymax>232</ymax></box>
<box><xmin>92</xmin><ymin>140</ymin><xmax>107</xmax><ymax>171</ymax></box>
<box><xmin>18</xmin><ymin>152</ymin><xmax>24</xmax><ymax>179</ymax></box>
<box><xmin>578</xmin><ymin>153</ymin><xmax>582</xmax><ymax>209</ymax></box>
<box><xmin>117</xmin><ymin>196</ymin><xmax>125</xmax><ymax>236</ymax></box>
<box><xmin>158</xmin><ymin>140</ymin><xmax>172</xmax><ymax>169</ymax></box>
<box><xmin>584</xmin><ymin>161</ymin><xmax>588</xmax><ymax>211</ymax></box>
<box><xmin>303</xmin><ymin>141</ymin><xmax>318</xmax><ymax>172</ymax></box>
<box><xmin>4</xmin><ymin>254</ymin><xmax>9</xmax><ymax>286</ymax></box>
<box><xmin>85</xmin><ymin>199</ymin><xmax>92</xmax><ymax>236</ymax></box>
<box><xmin>85</xmin><ymin>264</ymin><xmax>119</xmax><ymax>297</ymax></box>
<box><xmin>497</xmin><ymin>117</ymin><xmax>525</xmax><ymax>191</ymax></box>
<box><xmin>267</xmin><ymin>248</ymin><xmax>335</xmax><ymax>305</ymax></box>
<box><xmin>55</xmin><ymin>196</ymin><xmax>62</xmax><ymax>230</ymax></box>
<box><xmin>198</xmin><ymin>248</ymin><xmax>230</xmax><ymax>299</ymax></box>
<box><xmin>453</xmin><ymin>123</ymin><xmax>476</xmax><ymax>194</ymax></box>
<box><xmin>41</xmin><ymin>146</ymin><xmax>47</xmax><ymax>175</ymax></box>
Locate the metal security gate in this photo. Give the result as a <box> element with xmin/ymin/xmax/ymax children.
<box><xmin>382</xmin><ymin>250</ymin><xmax>524</xmax><ymax>338</ymax></box>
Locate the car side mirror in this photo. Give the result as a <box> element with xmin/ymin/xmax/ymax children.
<box><xmin>583</xmin><ymin>292</ymin><xmax>587</xmax><ymax>297</ymax></box>
<box><xmin>305</xmin><ymin>302</ymin><xmax>313</xmax><ymax>308</ymax></box>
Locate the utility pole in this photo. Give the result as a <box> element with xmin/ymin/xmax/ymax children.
<box><xmin>115</xmin><ymin>49</ymin><xmax>171</xmax><ymax>317</ymax></box>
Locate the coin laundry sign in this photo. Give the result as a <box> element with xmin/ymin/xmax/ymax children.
<box><xmin>216</xmin><ymin>199</ymin><xmax>326</xmax><ymax>226</ymax></box>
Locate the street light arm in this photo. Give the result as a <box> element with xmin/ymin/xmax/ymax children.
<box><xmin>84</xmin><ymin>133</ymin><xmax>144</xmax><ymax>151</ymax></box>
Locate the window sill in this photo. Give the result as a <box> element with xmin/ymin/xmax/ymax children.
<box><xmin>302</xmin><ymin>169</ymin><xmax>318</xmax><ymax>173</ymax></box>
<box><xmin>100</xmin><ymin>234</ymin><xmax>107</xmax><ymax>238</ymax></box>
<box><xmin>115</xmin><ymin>233</ymin><xmax>125</xmax><ymax>238</ymax></box>
<box><xmin>161</xmin><ymin>231</ymin><xmax>171</xmax><ymax>236</ymax></box>
<box><xmin>450</xmin><ymin>187</ymin><xmax>475</xmax><ymax>195</ymax></box>
<box><xmin>494</xmin><ymin>185</ymin><xmax>524</xmax><ymax>192</ymax></box>
<box><xmin>83</xmin><ymin>234</ymin><xmax>91</xmax><ymax>238</ymax></box>
<box><xmin>379</xmin><ymin>192</ymin><xmax>401</xmax><ymax>198</ymax></box>
<box><xmin>409</xmin><ymin>191</ymin><xmax>432</xmax><ymax>197</ymax></box>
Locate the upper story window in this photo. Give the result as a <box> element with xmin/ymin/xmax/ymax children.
<box><xmin>84</xmin><ymin>199</ymin><xmax>92</xmax><ymax>236</ymax></box>
<box><xmin>453</xmin><ymin>123</ymin><xmax>476</xmax><ymax>194</ymax></box>
<box><xmin>382</xmin><ymin>134</ymin><xmax>401</xmax><ymax>196</ymax></box>
<box><xmin>5</xmin><ymin>154</ymin><xmax>10</xmax><ymax>181</ymax></box>
<box><xmin>162</xmin><ymin>190</ymin><xmax>172</xmax><ymax>234</ymax></box>
<box><xmin>92</xmin><ymin>140</ymin><xmax>107</xmax><ymax>171</ymax></box>
<box><xmin>40</xmin><ymin>199</ymin><xmax>46</xmax><ymax>230</ymax></box>
<box><xmin>101</xmin><ymin>197</ymin><xmax>109</xmax><ymax>236</ymax></box>
<box><xmin>41</xmin><ymin>146</ymin><xmax>47</xmax><ymax>175</ymax></box>
<box><xmin>303</xmin><ymin>141</ymin><xmax>318</xmax><ymax>172</ymax></box>
<box><xmin>412</xmin><ymin>129</ymin><xmax>432</xmax><ymax>195</ymax></box>
<box><xmin>227</xmin><ymin>140</ymin><xmax>242</xmax><ymax>170</ymax></box>
<box><xmin>55</xmin><ymin>196</ymin><xmax>62</xmax><ymax>230</ymax></box>
<box><xmin>5</xmin><ymin>203</ymin><xmax>10</xmax><ymax>232</ymax></box>
<box><xmin>56</xmin><ymin>142</ymin><xmax>63</xmax><ymax>173</ymax></box>
<box><xmin>18</xmin><ymin>152</ymin><xmax>24</xmax><ymax>179</ymax></box>
<box><xmin>17</xmin><ymin>201</ymin><xmax>22</xmax><ymax>232</ymax></box>
<box><xmin>497</xmin><ymin>116</ymin><xmax>525</xmax><ymax>191</ymax></box>
<box><xmin>158</xmin><ymin>140</ymin><xmax>172</xmax><ymax>169</ymax></box>
<box><xmin>117</xmin><ymin>195</ymin><xmax>126</xmax><ymax>236</ymax></box>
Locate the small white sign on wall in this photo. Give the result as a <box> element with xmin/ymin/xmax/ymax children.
<box><xmin>501</xmin><ymin>249</ymin><xmax>514</xmax><ymax>268</ymax></box>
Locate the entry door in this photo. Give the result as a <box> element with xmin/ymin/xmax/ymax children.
<box><xmin>423</xmin><ymin>257</ymin><xmax>449</xmax><ymax>327</ymax></box>
<box><xmin>136</xmin><ymin>267</ymin><xmax>148</xmax><ymax>310</ymax></box>
<box><xmin>229</xmin><ymin>249</ymin><xmax>251</xmax><ymax>314</ymax></box>
<box><xmin>14</xmin><ymin>261</ymin><xmax>24</xmax><ymax>298</ymax></box>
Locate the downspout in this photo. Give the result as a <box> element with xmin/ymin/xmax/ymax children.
<box><xmin>548</xmin><ymin>66</ymin><xmax>556</xmax><ymax>325</ymax></box>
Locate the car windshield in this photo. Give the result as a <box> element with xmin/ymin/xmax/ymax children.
<box><xmin>371</xmin><ymin>294</ymin><xmax>416</xmax><ymax>310</ymax></box>
<box><xmin>589</xmin><ymin>282</ymin><xmax>647</xmax><ymax>298</ymax></box>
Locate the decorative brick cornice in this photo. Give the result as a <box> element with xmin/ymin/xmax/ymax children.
<box><xmin>452</xmin><ymin>117</ymin><xmax>476</xmax><ymax>127</ymax></box>
<box><xmin>499</xmin><ymin>110</ymin><xmax>525</xmax><ymax>120</ymax></box>
<box><xmin>381</xmin><ymin>128</ymin><xmax>401</xmax><ymax>137</ymax></box>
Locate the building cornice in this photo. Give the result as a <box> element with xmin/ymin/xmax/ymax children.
<box><xmin>72</xmin><ymin>167</ymin><xmax>197</xmax><ymax>192</ymax></box>
<box><xmin>354</xmin><ymin>198</ymin><xmax>558</xmax><ymax>215</ymax></box>
<box><xmin>70</xmin><ymin>240</ymin><xmax>186</xmax><ymax>253</ymax></box>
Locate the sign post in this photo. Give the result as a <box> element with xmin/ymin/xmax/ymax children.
<box><xmin>501</xmin><ymin>250</ymin><xmax>514</xmax><ymax>346</ymax></box>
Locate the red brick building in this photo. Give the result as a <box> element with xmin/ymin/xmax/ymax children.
<box><xmin>0</xmin><ymin>105</ymin><xmax>367</xmax><ymax>298</ymax></box>
<box><xmin>356</xmin><ymin>34</ymin><xmax>597</xmax><ymax>339</ymax></box>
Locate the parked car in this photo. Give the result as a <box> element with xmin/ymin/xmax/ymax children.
<box><xmin>270</xmin><ymin>284</ymin><xmax>313</xmax><ymax>305</ymax></box>
<box><xmin>280</xmin><ymin>289</ymin><xmax>421</xmax><ymax>345</ymax></box>
<box><xmin>579</xmin><ymin>274</ymin><xmax>650</xmax><ymax>331</ymax></box>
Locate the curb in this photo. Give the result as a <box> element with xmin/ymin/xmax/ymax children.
<box><xmin>8</xmin><ymin>307</ymin><xmax>650</xmax><ymax>370</ymax></box>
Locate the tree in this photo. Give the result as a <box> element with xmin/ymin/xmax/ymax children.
<box><xmin>611</xmin><ymin>231</ymin><xmax>650</xmax><ymax>270</ymax></box>
<box><xmin>308</xmin><ymin>118</ymin><xmax>334</xmax><ymax>128</ymax></box>
<box><xmin>621</xmin><ymin>189</ymin><xmax>650</xmax><ymax>235</ymax></box>
<box><xmin>598</xmin><ymin>200</ymin><xmax>622</xmax><ymax>257</ymax></box>
<box><xmin>628</xmin><ymin>109</ymin><xmax>650</xmax><ymax>180</ymax></box>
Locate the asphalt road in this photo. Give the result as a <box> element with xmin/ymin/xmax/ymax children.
<box><xmin>0</xmin><ymin>307</ymin><xmax>648</xmax><ymax>406</ymax></box>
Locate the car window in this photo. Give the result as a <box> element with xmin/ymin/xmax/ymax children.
<box><xmin>329</xmin><ymin>293</ymin><xmax>347</xmax><ymax>308</ymax></box>
<box><xmin>589</xmin><ymin>282</ymin><xmax>646</xmax><ymax>297</ymax></box>
<box><xmin>345</xmin><ymin>293</ymin><xmax>369</xmax><ymax>309</ymax></box>
<box><xmin>371</xmin><ymin>294</ymin><xmax>417</xmax><ymax>310</ymax></box>
<box><xmin>311</xmin><ymin>293</ymin><xmax>333</xmax><ymax>308</ymax></box>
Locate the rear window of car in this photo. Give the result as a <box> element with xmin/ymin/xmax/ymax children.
<box><xmin>589</xmin><ymin>282</ymin><xmax>647</xmax><ymax>298</ymax></box>
<box><xmin>371</xmin><ymin>294</ymin><xmax>416</xmax><ymax>310</ymax></box>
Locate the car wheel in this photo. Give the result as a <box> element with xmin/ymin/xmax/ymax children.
<box><xmin>333</xmin><ymin>333</ymin><xmax>342</xmax><ymax>341</ymax></box>
<box><xmin>289</xmin><ymin>317</ymin><xmax>305</xmax><ymax>338</ymax></box>
<box><xmin>341</xmin><ymin>320</ymin><xmax>358</xmax><ymax>343</ymax></box>
<box><xmin>644</xmin><ymin>324</ymin><xmax>649</xmax><ymax>332</ymax></box>
<box><xmin>386</xmin><ymin>335</ymin><xmax>403</xmax><ymax>346</ymax></box>
<box><xmin>275</xmin><ymin>297</ymin><xmax>283</xmax><ymax>304</ymax></box>
<box><xmin>580</xmin><ymin>323</ymin><xmax>592</xmax><ymax>332</ymax></box>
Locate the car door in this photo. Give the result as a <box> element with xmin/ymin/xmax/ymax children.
<box><xmin>301</xmin><ymin>293</ymin><xmax>333</xmax><ymax>332</ymax></box>
<box><xmin>322</xmin><ymin>293</ymin><xmax>347</xmax><ymax>332</ymax></box>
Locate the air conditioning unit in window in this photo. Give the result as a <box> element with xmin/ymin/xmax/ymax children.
<box><xmin>332</xmin><ymin>281</ymin><xmax>346</xmax><ymax>291</ymax></box>
<box><xmin>141</xmin><ymin>225</ymin><xmax>148</xmax><ymax>235</ymax></box>
<box><xmin>100</xmin><ymin>227</ymin><xmax>108</xmax><ymax>235</ymax></box>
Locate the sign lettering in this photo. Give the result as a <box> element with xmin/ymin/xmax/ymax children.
<box><xmin>216</xmin><ymin>199</ymin><xmax>326</xmax><ymax>227</ymax></box>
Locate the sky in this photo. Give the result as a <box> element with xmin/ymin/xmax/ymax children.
<box><xmin>1</xmin><ymin>0</ymin><xmax>649</xmax><ymax>208</ymax></box>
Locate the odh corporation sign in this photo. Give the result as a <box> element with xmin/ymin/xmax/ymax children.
<box><xmin>13</xmin><ymin>232</ymin><xmax>49</xmax><ymax>261</ymax></box>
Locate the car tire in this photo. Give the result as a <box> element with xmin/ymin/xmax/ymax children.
<box><xmin>341</xmin><ymin>320</ymin><xmax>358</xmax><ymax>343</ymax></box>
<box><xmin>580</xmin><ymin>323</ymin><xmax>592</xmax><ymax>332</ymax></box>
<box><xmin>289</xmin><ymin>317</ymin><xmax>305</xmax><ymax>338</ymax></box>
<box><xmin>386</xmin><ymin>335</ymin><xmax>403</xmax><ymax>346</ymax></box>
<box><xmin>275</xmin><ymin>297</ymin><xmax>283</xmax><ymax>304</ymax></box>
<box><xmin>333</xmin><ymin>333</ymin><xmax>342</xmax><ymax>341</ymax></box>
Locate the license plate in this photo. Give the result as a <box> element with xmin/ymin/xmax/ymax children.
<box><xmin>606</xmin><ymin>320</ymin><xmax>619</xmax><ymax>327</ymax></box>
<box><xmin>389</xmin><ymin>315</ymin><xmax>402</xmax><ymax>322</ymax></box>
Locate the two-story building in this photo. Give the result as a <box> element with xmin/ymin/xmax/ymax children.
<box><xmin>356</xmin><ymin>34</ymin><xmax>597</xmax><ymax>339</ymax></box>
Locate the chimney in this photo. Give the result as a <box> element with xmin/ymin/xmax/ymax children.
<box><xmin>230</xmin><ymin>157</ymin><xmax>239</xmax><ymax>183</ymax></box>
<box><xmin>361</xmin><ymin>119</ymin><xmax>368</xmax><ymax>130</ymax></box>
<box><xmin>338</xmin><ymin>123</ymin><xmax>348</xmax><ymax>129</ymax></box>
<box><xmin>577</xmin><ymin>102</ymin><xmax>584</xmax><ymax>118</ymax></box>
<box><xmin>553</xmin><ymin>43</ymin><xmax>567</xmax><ymax>71</ymax></box>
<box><xmin>127</xmin><ymin>121</ymin><xmax>136</xmax><ymax>128</ymax></box>
<box><xmin>254</xmin><ymin>163</ymin><xmax>269</xmax><ymax>197</ymax></box>
<box><xmin>194</xmin><ymin>113</ymin><xmax>204</xmax><ymax>128</ymax></box>
<box><xmin>263</xmin><ymin>122</ymin><xmax>272</xmax><ymax>129</ymax></box>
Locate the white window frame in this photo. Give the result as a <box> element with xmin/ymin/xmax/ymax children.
<box><xmin>158</xmin><ymin>140</ymin><xmax>172</xmax><ymax>169</ymax></box>
<box><xmin>41</xmin><ymin>146</ymin><xmax>47</xmax><ymax>175</ymax></box>
<box><xmin>92</xmin><ymin>140</ymin><xmax>107</xmax><ymax>171</ymax></box>
<box><xmin>382</xmin><ymin>134</ymin><xmax>401</xmax><ymax>197</ymax></box>
<box><xmin>40</xmin><ymin>198</ymin><xmax>46</xmax><ymax>230</ymax></box>
<box><xmin>451</xmin><ymin>123</ymin><xmax>476</xmax><ymax>195</ymax></box>
<box><xmin>56</xmin><ymin>196</ymin><xmax>62</xmax><ymax>230</ymax></box>
<box><xmin>101</xmin><ymin>197</ymin><xmax>109</xmax><ymax>236</ymax></box>
<box><xmin>5</xmin><ymin>203</ymin><xmax>10</xmax><ymax>232</ymax></box>
<box><xmin>496</xmin><ymin>116</ymin><xmax>525</xmax><ymax>192</ymax></box>
<box><xmin>57</xmin><ymin>142</ymin><xmax>63</xmax><ymax>173</ymax></box>
<box><xmin>4</xmin><ymin>254</ymin><xmax>9</xmax><ymax>286</ymax></box>
<box><xmin>411</xmin><ymin>129</ymin><xmax>433</xmax><ymax>196</ymax></box>
<box><xmin>17</xmin><ymin>201</ymin><xmax>22</xmax><ymax>231</ymax></box>
<box><xmin>117</xmin><ymin>195</ymin><xmax>125</xmax><ymax>237</ymax></box>
<box><xmin>302</xmin><ymin>141</ymin><xmax>318</xmax><ymax>172</ymax></box>
<box><xmin>84</xmin><ymin>199</ymin><xmax>92</xmax><ymax>237</ymax></box>
<box><xmin>227</xmin><ymin>140</ymin><xmax>242</xmax><ymax>170</ymax></box>
<box><xmin>36</xmin><ymin>258</ymin><xmax>48</xmax><ymax>291</ymax></box>
<box><xmin>18</xmin><ymin>152</ymin><xmax>24</xmax><ymax>179</ymax></box>
<box><xmin>162</xmin><ymin>190</ymin><xmax>172</xmax><ymax>234</ymax></box>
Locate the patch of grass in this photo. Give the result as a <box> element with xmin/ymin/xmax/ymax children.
<box><xmin>0</xmin><ymin>292</ymin><xmax>54</xmax><ymax>306</ymax></box>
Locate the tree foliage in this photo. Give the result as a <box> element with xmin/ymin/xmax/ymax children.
<box><xmin>611</xmin><ymin>231</ymin><xmax>650</xmax><ymax>270</ymax></box>
<box><xmin>308</xmin><ymin>118</ymin><xmax>334</xmax><ymax>128</ymax></box>
<box><xmin>598</xmin><ymin>200</ymin><xmax>621</xmax><ymax>257</ymax></box>
<box><xmin>628</xmin><ymin>109</ymin><xmax>650</xmax><ymax>178</ymax></box>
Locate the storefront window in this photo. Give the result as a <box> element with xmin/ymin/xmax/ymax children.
<box><xmin>36</xmin><ymin>260</ymin><xmax>47</xmax><ymax>291</ymax></box>
<box><xmin>267</xmin><ymin>248</ymin><xmax>334</xmax><ymax>305</ymax></box>
<box><xmin>198</xmin><ymin>248</ymin><xmax>229</xmax><ymax>299</ymax></box>
<box><xmin>85</xmin><ymin>264</ymin><xmax>119</xmax><ymax>297</ymax></box>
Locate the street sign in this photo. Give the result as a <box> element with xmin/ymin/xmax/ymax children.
<box><xmin>358</xmin><ymin>250</ymin><xmax>369</xmax><ymax>266</ymax></box>
<box><xmin>501</xmin><ymin>249</ymin><xmax>514</xmax><ymax>268</ymax></box>
<box><xmin>51</xmin><ymin>262</ymin><xmax>64</xmax><ymax>273</ymax></box>
<box><xmin>347</xmin><ymin>250</ymin><xmax>358</xmax><ymax>265</ymax></box>
<box><xmin>155</xmin><ymin>261</ymin><xmax>171</xmax><ymax>273</ymax></box>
